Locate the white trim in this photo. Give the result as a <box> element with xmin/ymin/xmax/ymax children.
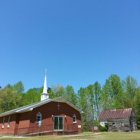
<box><xmin>15</xmin><ymin>108</ymin><xmax>33</xmax><ymax>113</ymax></box>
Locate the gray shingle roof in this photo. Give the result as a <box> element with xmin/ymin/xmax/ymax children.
<box><xmin>0</xmin><ymin>97</ymin><xmax>82</xmax><ymax>117</ymax></box>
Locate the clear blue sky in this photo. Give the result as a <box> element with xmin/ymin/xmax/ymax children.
<box><xmin>0</xmin><ymin>0</ymin><xmax>140</xmax><ymax>92</ymax></box>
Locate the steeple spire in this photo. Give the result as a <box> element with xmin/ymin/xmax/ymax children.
<box><xmin>43</xmin><ymin>69</ymin><xmax>47</xmax><ymax>93</ymax></box>
<box><xmin>41</xmin><ymin>69</ymin><xmax>49</xmax><ymax>101</ymax></box>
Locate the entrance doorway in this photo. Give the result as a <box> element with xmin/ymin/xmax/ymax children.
<box><xmin>54</xmin><ymin>116</ymin><xmax>63</xmax><ymax>131</ymax></box>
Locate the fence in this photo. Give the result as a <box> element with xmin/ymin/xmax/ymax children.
<box><xmin>14</xmin><ymin>124</ymin><xmax>78</xmax><ymax>136</ymax></box>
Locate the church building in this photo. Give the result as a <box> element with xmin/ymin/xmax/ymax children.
<box><xmin>0</xmin><ymin>72</ymin><xmax>82</xmax><ymax>135</ymax></box>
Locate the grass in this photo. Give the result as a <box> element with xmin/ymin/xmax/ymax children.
<box><xmin>0</xmin><ymin>131</ymin><xmax>140</xmax><ymax>140</ymax></box>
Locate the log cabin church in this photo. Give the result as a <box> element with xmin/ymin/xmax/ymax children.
<box><xmin>0</xmin><ymin>72</ymin><xmax>82</xmax><ymax>135</ymax></box>
<box><xmin>99</xmin><ymin>108</ymin><xmax>137</xmax><ymax>132</ymax></box>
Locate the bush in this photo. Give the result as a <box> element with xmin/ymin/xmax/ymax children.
<box><xmin>99</xmin><ymin>124</ymin><xmax>107</xmax><ymax>132</ymax></box>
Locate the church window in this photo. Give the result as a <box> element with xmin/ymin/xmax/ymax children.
<box><xmin>36</xmin><ymin>112</ymin><xmax>42</xmax><ymax>124</ymax></box>
<box><xmin>2</xmin><ymin>118</ymin><xmax>5</xmax><ymax>128</ymax></box>
<box><xmin>7</xmin><ymin>116</ymin><xmax>10</xmax><ymax>128</ymax></box>
<box><xmin>73</xmin><ymin>114</ymin><xmax>76</xmax><ymax>123</ymax></box>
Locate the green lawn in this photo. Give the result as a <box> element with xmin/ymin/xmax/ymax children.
<box><xmin>0</xmin><ymin>131</ymin><xmax>140</xmax><ymax>140</ymax></box>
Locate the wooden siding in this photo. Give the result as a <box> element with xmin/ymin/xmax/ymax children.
<box><xmin>99</xmin><ymin>109</ymin><xmax>137</xmax><ymax>132</ymax></box>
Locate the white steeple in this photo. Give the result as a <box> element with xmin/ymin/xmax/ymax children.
<box><xmin>41</xmin><ymin>69</ymin><xmax>49</xmax><ymax>101</ymax></box>
<box><xmin>43</xmin><ymin>69</ymin><xmax>47</xmax><ymax>93</ymax></box>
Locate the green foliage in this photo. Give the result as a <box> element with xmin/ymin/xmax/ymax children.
<box><xmin>101</xmin><ymin>74</ymin><xmax>123</xmax><ymax>109</ymax></box>
<box><xmin>63</xmin><ymin>85</ymin><xmax>77</xmax><ymax>105</ymax></box>
<box><xmin>93</xmin><ymin>82</ymin><xmax>101</xmax><ymax>119</ymax></box>
<box><xmin>51</xmin><ymin>85</ymin><xmax>65</xmax><ymax>97</ymax></box>
<box><xmin>13</xmin><ymin>81</ymin><xmax>24</xmax><ymax>94</ymax></box>
<box><xmin>99</xmin><ymin>125</ymin><xmax>107</xmax><ymax>132</ymax></box>
<box><xmin>122</xmin><ymin>76</ymin><xmax>138</xmax><ymax>108</ymax></box>
<box><xmin>78</xmin><ymin>87</ymin><xmax>94</xmax><ymax>131</ymax></box>
<box><xmin>1</xmin><ymin>74</ymin><xmax>140</xmax><ymax>131</ymax></box>
<box><xmin>134</xmin><ymin>87</ymin><xmax>140</xmax><ymax>129</ymax></box>
<box><xmin>47</xmin><ymin>87</ymin><xmax>55</xmax><ymax>98</ymax></box>
<box><xmin>22</xmin><ymin>88</ymin><xmax>41</xmax><ymax>105</ymax></box>
<box><xmin>0</xmin><ymin>82</ymin><xmax>24</xmax><ymax>113</ymax></box>
<box><xmin>93</xmin><ymin>120</ymin><xmax>100</xmax><ymax>125</ymax></box>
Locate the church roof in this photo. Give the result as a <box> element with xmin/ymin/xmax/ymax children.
<box><xmin>0</xmin><ymin>97</ymin><xmax>82</xmax><ymax>117</ymax></box>
<box><xmin>99</xmin><ymin>108</ymin><xmax>132</xmax><ymax>120</ymax></box>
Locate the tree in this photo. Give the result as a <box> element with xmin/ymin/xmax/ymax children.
<box><xmin>122</xmin><ymin>76</ymin><xmax>138</xmax><ymax>108</ymax></box>
<box><xmin>13</xmin><ymin>81</ymin><xmax>24</xmax><ymax>94</ymax></box>
<box><xmin>63</xmin><ymin>85</ymin><xmax>77</xmax><ymax>105</ymax></box>
<box><xmin>135</xmin><ymin>87</ymin><xmax>140</xmax><ymax>129</ymax></box>
<box><xmin>47</xmin><ymin>87</ymin><xmax>55</xmax><ymax>98</ymax></box>
<box><xmin>93</xmin><ymin>81</ymin><xmax>101</xmax><ymax>119</ymax></box>
<box><xmin>77</xmin><ymin>86</ymin><xmax>94</xmax><ymax>131</ymax></box>
<box><xmin>51</xmin><ymin>85</ymin><xmax>65</xmax><ymax>97</ymax></box>
<box><xmin>23</xmin><ymin>87</ymin><xmax>42</xmax><ymax>105</ymax></box>
<box><xmin>101</xmin><ymin>74</ymin><xmax>123</xmax><ymax>109</ymax></box>
<box><xmin>0</xmin><ymin>82</ymin><xmax>23</xmax><ymax>113</ymax></box>
<box><xmin>86</xmin><ymin>85</ymin><xmax>94</xmax><ymax>121</ymax></box>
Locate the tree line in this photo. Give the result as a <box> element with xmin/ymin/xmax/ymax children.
<box><xmin>0</xmin><ymin>74</ymin><xmax>140</xmax><ymax>130</ymax></box>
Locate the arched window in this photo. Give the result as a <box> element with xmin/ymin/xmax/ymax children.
<box><xmin>36</xmin><ymin>112</ymin><xmax>42</xmax><ymax>124</ymax></box>
<box><xmin>7</xmin><ymin>116</ymin><xmax>10</xmax><ymax>128</ymax></box>
<box><xmin>73</xmin><ymin>114</ymin><xmax>76</xmax><ymax>123</ymax></box>
<box><xmin>2</xmin><ymin>118</ymin><xmax>5</xmax><ymax>128</ymax></box>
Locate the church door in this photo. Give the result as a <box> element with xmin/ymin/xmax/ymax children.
<box><xmin>54</xmin><ymin>116</ymin><xmax>63</xmax><ymax>131</ymax></box>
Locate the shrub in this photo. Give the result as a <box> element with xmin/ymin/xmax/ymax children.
<box><xmin>99</xmin><ymin>124</ymin><xmax>107</xmax><ymax>132</ymax></box>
